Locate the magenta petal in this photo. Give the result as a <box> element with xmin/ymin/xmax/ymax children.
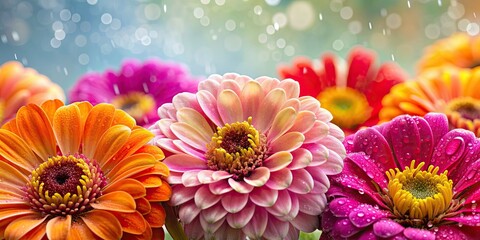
<box><xmin>228</xmin><ymin>178</ymin><xmax>254</xmax><ymax>193</ymax></box>
<box><xmin>290</xmin><ymin>211</ymin><xmax>319</xmax><ymax>232</ymax></box>
<box><xmin>348</xmin><ymin>204</ymin><xmax>389</xmax><ymax>228</ymax></box>
<box><xmin>288</xmin><ymin>169</ymin><xmax>314</xmax><ymax>194</ymax></box>
<box><xmin>262</xmin><ymin>216</ymin><xmax>290</xmax><ymax>240</ymax></box>
<box><xmin>194</xmin><ymin>185</ymin><xmax>222</xmax><ymax>209</ymax></box>
<box><xmin>170</xmin><ymin>185</ymin><xmax>199</xmax><ymax>206</ymax></box>
<box><xmin>424</xmin><ymin>113</ymin><xmax>449</xmax><ymax>147</ymax></box>
<box><xmin>178</xmin><ymin>201</ymin><xmax>201</xmax><ymax>224</ymax></box>
<box><xmin>163</xmin><ymin>154</ymin><xmax>207</xmax><ymax>171</ymax></box>
<box><xmin>445</xmin><ymin>214</ymin><xmax>480</xmax><ymax>226</ymax></box>
<box><xmin>226</xmin><ymin>203</ymin><xmax>255</xmax><ymax>228</ymax></box>
<box><xmin>347</xmin><ymin>152</ymin><xmax>388</xmax><ymax>190</ymax></box>
<box><xmin>332</xmin><ymin>218</ymin><xmax>361</xmax><ymax>238</ymax></box>
<box><xmin>321</xmin><ymin>208</ymin><xmax>336</xmax><ymax>232</ymax></box>
<box><xmin>243</xmin><ymin>207</ymin><xmax>268</xmax><ymax>239</ymax></box>
<box><xmin>243</xmin><ymin>167</ymin><xmax>270</xmax><ymax>187</ymax></box>
<box><xmin>402</xmin><ymin>227</ymin><xmax>435</xmax><ymax>240</ymax></box>
<box><xmin>430</xmin><ymin>130</ymin><xmax>477</xmax><ymax>172</ymax></box>
<box><xmin>351</xmin><ymin>127</ymin><xmax>395</xmax><ymax>173</ymax></box>
<box><xmin>263</xmin><ymin>151</ymin><xmax>293</xmax><ymax>172</ymax></box>
<box><xmin>434</xmin><ymin>226</ymin><xmax>477</xmax><ymax>240</ymax></box>
<box><xmin>266</xmin><ymin>167</ymin><xmax>293</xmax><ymax>190</ymax></box>
<box><xmin>221</xmin><ymin>191</ymin><xmax>249</xmax><ymax>213</ymax></box>
<box><xmin>453</xmin><ymin>159</ymin><xmax>480</xmax><ymax>195</ymax></box>
<box><xmin>382</xmin><ymin>115</ymin><xmax>422</xmax><ymax>168</ymax></box>
<box><xmin>249</xmin><ymin>187</ymin><xmax>278</xmax><ymax>207</ymax></box>
<box><xmin>209</xmin><ymin>179</ymin><xmax>233</xmax><ymax>195</ymax></box>
<box><xmin>372</xmin><ymin>219</ymin><xmax>404</xmax><ymax>238</ymax></box>
<box><xmin>410</xmin><ymin>116</ymin><xmax>435</xmax><ymax>165</ymax></box>
<box><xmin>328</xmin><ymin>197</ymin><xmax>360</xmax><ymax>218</ymax></box>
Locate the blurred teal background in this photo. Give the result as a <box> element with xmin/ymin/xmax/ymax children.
<box><xmin>1</xmin><ymin>0</ymin><xmax>479</xmax><ymax>94</ymax></box>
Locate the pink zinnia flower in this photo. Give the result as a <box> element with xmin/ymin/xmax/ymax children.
<box><xmin>321</xmin><ymin>113</ymin><xmax>480</xmax><ymax>239</ymax></box>
<box><xmin>69</xmin><ymin>59</ymin><xmax>202</xmax><ymax>127</ymax></box>
<box><xmin>150</xmin><ymin>73</ymin><xmax>346</xmax><ymax>239</ymax></box>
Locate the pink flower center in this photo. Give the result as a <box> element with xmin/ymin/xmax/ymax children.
<box><xmin>25</xmin><ymin>154</ymin><xmax>107</xmax><ymax>216</ymax></box>
<box><xmin>206</xmin><ymin>117</ymin><xmax>267</xmax><ymax>180</ymax></box>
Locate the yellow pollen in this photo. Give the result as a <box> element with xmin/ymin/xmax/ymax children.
<box><xmin>317</xmin><ymin>87</ymin><xmax>372</xmax><ymax>129</ymax></box>
<box><xmin>206</xmin><ymin>117</ymin><xmax>266</xmax><ymax>180</ymax></box>
<box><xmin>111</xmin><ymin>91</ymin><xmax>155</xmax><ymax>121</ymax></box>
<box><xmin>386</xmin><ymin>160</ymin><xmax>453</xmax><ymax>220</ymax></box>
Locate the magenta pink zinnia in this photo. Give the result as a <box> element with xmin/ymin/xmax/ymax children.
<box><xmin>321</xmin><ymin>113</ymin><xmax>480</xmax><ymax>239</ymax></box>
<box><xmin>150</xmin><ymin>73</ymin><xmax>346</xmax><ymax>239</ymax></box>
<box><xmin>69</xmin><ymin>59</ymin><xmax>201</xmax><ymax>127</ymax></box>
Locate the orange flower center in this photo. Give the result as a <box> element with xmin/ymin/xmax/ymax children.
<box><xmin>25</xmin><ymin>154</ymin><xmax>106</xmax><ymax>216</ymax></box>
<box><xmin>111</xmin><ymin>91</ymin><xmax>155</xmax><ymax>122</ymax></box>
<box><xmin>206</xmin><ymin>117</ymin><xmax>267</xmax><ymax>180</ymax></box>
<box><xmin>317</xmin><ymin>87</ymin><xmax>372</xmax><ymax>130</ymax></box>
<box><xmin>444</xmin><ymin>97</ymin><xmax>480</xmax><ymax>136</ymax></box>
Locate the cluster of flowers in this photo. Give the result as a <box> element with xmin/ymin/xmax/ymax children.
<box><xmin>0</xmin><ymin>32</ymin><xmax>479</xmax><ymax>240</ymax></box>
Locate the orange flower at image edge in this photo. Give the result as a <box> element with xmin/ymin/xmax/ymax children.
<box><xmin>0</xmin><ymin>100</ymin><xmax>171</xmax><ymax>240</ymax></box>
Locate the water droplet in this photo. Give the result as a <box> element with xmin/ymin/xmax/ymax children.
<box><xmin>357</xmin><ymin>212</ymin><xmax>365</xmax><ymax>217</ymax></box>
<box><xmin>446</xmin><ymin>137</ymin><xmax>464</xmax><ymax>156</ymax></box>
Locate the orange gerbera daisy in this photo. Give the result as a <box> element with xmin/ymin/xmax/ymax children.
<box><xmin>0</xmin><ymin>100</ymin><xmax>171</xmax><ymax>240</ymax></box>
<box><xmin>417</xmin><ymin>32</ymin><xmax>480</xmax><ymax>72</ymax></box>
<box><xmin>380</xmin><ymin>67</ymin><xmax>480</xmax><ymax>136</ymax></box>
<box><xmin>0</xmin><ymin>61</ymin><xmax>65</xmax><ymax>125</ymax></box>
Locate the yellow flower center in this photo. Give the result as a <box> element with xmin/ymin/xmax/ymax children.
<box><xmin>317</xmin><ymin>87</ymin><xmax>372</xmax><ymax>130</ymax></box>
<box><xmin>444</xmin><ymin>97</ymin><xmax>480</xmax><ymax>136</ymax></box>
<box><xmin>111</xmin><ymin>91</ymin><xmax>155</xmax><ymax>121</ymax></box>
<box><xmin>206</xmin><ymin>117</ymin><xmax>267</xmax><ymax>180</ymax></box>
<box><xmin>386</xmin><ymin>160</ymin><xmax>453</xmax><ymax>221</ymax></box>
<box><xmin>25</xmin><ymin>155</ymin><xmax>106</xmax><ymax>216</ymax></box>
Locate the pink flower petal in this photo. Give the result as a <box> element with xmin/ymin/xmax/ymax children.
<box><xmin>329</xmin><ymin>198</ymin><xmax>360</xmax><ymax>218</ymax></box>
<box><xmin>199</xmin><ymin>212</ymin><xmax>225</xmax><ymax>233</ymax></box>
<box><xmin>209</xmin><ymin>179</ymin><xmax>233</xmax><ymax>195</ymax></box>
<box><xmin>288</xmin><ymin>111</ymin><xmax>316</xmax><ymax>133</ymax></box>
<box><xmin>332</xmin><ymin>218</ymin><xmax>361</xmax><ymax>238</ymax></box>
<box><xmin>318</xmin><ymin>149</ymin><xmax>344</xmax><ymax>175</ymax></box>
<box><xmin>267</xmin><ymin>107</ymin><xmax>297</xmax><ymax>142</ymax></box>
<box><xmin>220</xmin><ymin>79</ymin><xmax>242</xmax><ymax>96</ymax></box>
<box><xmin>317</xmin><ymin>135</ymin><xmax>346</xmax><ymax>159</ymax></box>
<box><xmin>217</xmin><ymin>89</ymin><xmax>243</xmax><ymax>124</ymax></box>
<box><xmin>265</xmin><ymin>168</ymin><xmax>292</xmax><ymax>190</ymax></box>
<box><xmin>262</xmin><ymin>216</ymin><xmax>290</xmax><ymax>239</ymax></box>
<box><xmin>212</xmin><ymin>171</ymin><xmax>233</xmax><ymax>181</ymax></box>
<box><xmin>176</xmin><ymin>108</ymin><xmax>214</xmax><ymax>141</ymax></box>
<box><xmin>424</xmin><ymin>113</ymin><xmax>449</xmax><ymax>147</ymax></box>
<box><xmin>184</xmin><ymin>218</ymin><xmax>204</xmax><ymax>239</ymax></box>
<box><xmin>178</xmin><ymin>201</ymin><xmax>201</xmax><ymax>224</ymax></box>
<box><xmin>263</xmin><ymin>151</ymin><xmax>293</xmax><ymax>172</ymax></box>
<box><xmin>348</xmin><ymin>204</ymin><xmax>389</xmax><ymax>228</ymax></box>
<box><xmin>194</xmin><ymin>185</ymin><xmax>222</xmax><ymax>209</ymax></box>
<box><xmin>265</xmin><ymin>190</ymin><xmax>291</xmax><ymax>218</ymax></box>
<box><xmin>288</xmin><ymin>169</ymin><xmax>314</xmax><ymax>194</ymax></box>
<box><xmin>163</xmin><ymin>154</ymin><xmax>207</xmax><ymax>171</ymax></box>
<box><xmin>288</xmin><ymin>148</ymin><xmax>313</xmax><ymax>170</ymax></box>
<box><xmin>278</xmin><ymin>79</ymin><xmax>300</xmax><ymax>99</ymax></box>
<box><xmin>243</xmin><ymin>207</ymin><xmax>268</xmax><ymax>239</ymax></box>
<box><xmin>170</xmin><ymin>122</ymin><xmax>208</xmax><ymax>151</ymax></box>
<box><xmin>197</xmin><ymin>90</ymin><xmax>223</xmax><ymax>127</ymax></box>
<box><xmin>221</xmin><ymin>190</ymin><xmax>249</xmax><ymax>213</ymax></box>
<box><xmin>303</xmin><ymin>121</ymin><xmax>330</xmax><ymax>143</ymax></box>
<box><xmin>305</xmin><ymin>166</ymin><xmax>330</xmax><ymax>194</ymax></box>
<box><xmin>240</xmin><ymin>80</ymin><xmax>263</xmax><ymax>122</ymax></box>
<box><xmin>254</xmin><ymin>88</ymin><xmax>286</xmax><ymax>133</ymax></box>
<box><xmin>351</xmin><ymin>127</ymin><xmax>395</xmax><ymax>173</ymax></box>
<box><xmin>198</xmin><ymin>77</ymin><xmax>221</xmax><ymax>95</ymax></box>
<box><xmin>402</xmin><ymin>227</ymin><xmax>435</xmax><ymax>240</ymax></box>
<box><xmin>198</xmin><ymin>170</ymin><xmax>216</xmax><ymax>184</ymax></box>
<box><xmin>269</xmin><ymin>132</ymin><xmax>305</xmax><ymax>153</ymax></box>
<box><xmin>297</xmin><ymin>193</ymin><xmax>326</xmax><ymax>215</ymax></box>
<box><xmin>249</xmin><ymin>187</ymin><xmax>278</xmax><ymax>207</ymax></box>
<box><xmin>172</xmin><ymin>92</ymin><xmax>200</xmax><ymax>111</ymax></box>
<box><xmin>432</xmin><ymin>130</ymin><xmax>477</xmax><ymax>174</ymax></box>
<box><xmin>243</xmin><ymin>167</ymin><xmax>270</xmax><ymax>187</ymax></box>
<box><xmin>290</xmin><ymin>211</ymin><xmax>319</xmax><ymax>232</ymax></box>
<box><xmin>226</xmin><ymin>203</ymin><xmax>255</xmax><ymax>228</ymax></box>
<box><xmin>372</xmin><ymin>219</ymin><xmax>405</xmax><ymax>238</ymax></box>
<box><xmin>181</xmin><ymin>170</ymin><xmax>202</xmax><ymax>187</ymax></box>
<box><xmin>170</xmin><ymin>185</ymin><xmax>199</xmax><ymax>206</ymax></box>
<box><xmin>347</xmin><ymin>152</ymin><xmax>388</xmax><ymax>190</ymax></box>
<box><xmin>201</xmin><ymin>203</ymin><xmax>228</xmax><ymax>224</ymax></box>
<box><xmin>228</xmin><ymin>178</ymin><xmax>254</xmax><ymax>193</ymax></box>
<box><xmin>172</xmin><ymin>139</ymin><xmax>205</xmax><ymax>158</ymax></box>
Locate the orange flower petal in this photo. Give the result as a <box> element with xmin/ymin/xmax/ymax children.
<box><xmin>122</xmin><ymin>219</ymin><xmax>152</xmax><ymax>240</ymax></box>
<box><xmin>46</xmin><ymin>215</ymin><xmax>71</xmax><ymax>240</ymax></box>
<box><xmin>104</xmin><ymin>127</ymin><xmax>154</xmax><ymax>173</ymax></box>
<box><xmin>134</xmin><ymin>145</ymin><xmax>165</xmax><ymax>161</ymax></box>
<box><xmin>80</xmin><ymin>210</ymin><xmax>123</xmax><ymax>240</ymax></box>
<box><xmin>152</xmin><ymin>226</ymin><xmax>165</xmax><ymax>240</ymax></box>
<box><xmin>132</xmin><ymin>161</ymin><xmax>169</xmax><ymax>179</ymax></box>
<box><xmin>82</xmin><ymin>103</ymin><xmax>115</xmax><ymax>158</ymax></box>
<box><xmin>1</xmin><ymin>118</ymin><xmax>19</xmax><ymax>134</ymax></box>
<box><xmin>0</xmin><ymin>208</ymin><xmax>36</xmax><ymax>221</ymax></box>
<box><xmin>137</xmin><ymin>175</ymin><xmax>163</xmax><ymax>188</ymax></box>
<box><xmin>15</xmin><ymin>104</ymin><xmax>56</xmax><ymax>159</ymax></box>
<box><xmin>0</xmin><ymin>160</ymin><xmax>29</xmax><ymax>191</ymax></box>
<box><xmin>0</xmin><ymin>129</ymin><xmax>41</xmax><ymax>172</ymax></box>
<box><xmin>40</xmin><ymin>99</ymin><xmax>65</xmax><ymax>124</ymax></box>
<box><xmin>103</xmin><ymin>178</ymin><xmax>146</xmax><ymax>199</ymax></box>
<box><xmin>144</xmin><ymin>203</ymin><xmax>166</xmax><ymax>228</ymax></box>
<box><xmin>68</xmin><ymin>219</ymin><xmax>99</xmax><ymax>240</ymax></box>
<box><xmin>94</xmin><ymin>125</ymin><xmax>131</xmax><ymax>169</ymax></box>
<box><xmin>106</xmin><ymin>153</ymin><xmax>156</xmax><ymax>183</ymax></box>
<box><xmin>135</xmin><ymin>197</ymin><xmax>151</xmax><ymax>215</ymax></box>
<box><xmin>110</xmin><ymin>211</ymin><xmax>147</xmax><ymax>235</ymax></box>
<box><xmin>4</xmin><ymin>214</ymin><xmax>48</xmax><ymax>240</ymax></box>
<box><xmin>53</xmin><ymin>104</ymin><xmax>82</xmax><ymax>155</ymax></box>
<box><xmin>112</xmin><ymin>109</ymin><xmax>136</xmax><ymax>129</ymax></box>
<box><xmin>145</xmin><ymin>179</ymin><xmax>172</xmax><ymax>202</ymax></box>
<box><xmin>90</xmin><ymin>191</ymin><xmax>136</xmax><ymax>213</ymax></box>
<box><xmin>19</xmin><ymin>221</ymin><xmax>47</xmax><ymax>240</ymax></box>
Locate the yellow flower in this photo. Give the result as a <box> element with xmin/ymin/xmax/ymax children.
<box><xmin>0</xmin><ymin>100</ymin><xmax>171</xmax><ymax>239</ymax></box>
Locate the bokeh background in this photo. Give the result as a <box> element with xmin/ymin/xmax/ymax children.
<box><xmin>1</xmin><ymin>0</ymin><xmax>479</xmax><ymax>96</ymax></box>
